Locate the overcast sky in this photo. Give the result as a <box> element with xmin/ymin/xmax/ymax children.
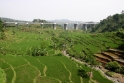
<box><xmin>0</xmin><ymin>0</ymin><xmax>124</xmax><ymax>22</ymax></box>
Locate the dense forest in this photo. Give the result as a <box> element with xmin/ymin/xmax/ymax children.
<box><xmin>0</xmin><ymin>17</ymin><xmax>29</xmax><ymax>22</ymax></box>
<box><xmin>91</xmin><ymin>13</ymin><xmax>124</xmax><ymax>32</ymax></box>
<box><xmin>0</xmin><ymin>19</ymin><xmax>2</xmax><ymax>30</ymax></box>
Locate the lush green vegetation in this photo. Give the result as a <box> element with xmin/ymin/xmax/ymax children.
<box><xmin>1</xmin><ymin>12</ymin><xmax>124</xmax><ymax>82</ymax></box>
<box><xmin>0</xmin><ymin>55</ymin><xmax>113</xmax><ymax>83</ymax></box>
<box><xmin>0</xmin><ymin>25</ymin><xmax>123</xmax><ymax>83</ymax></box>
<box><xmin>105</xmin><ymin>61</ymin><xmax>124</xmax><ymax>74</ymax></box>
<box><xmin>91</xmin><ymin>13</ymin><xmax>124</xmax><ymax>32</ymax></box>
<box><xmin>0</xmin><ymin>19</ymin><xmax>3</xmax><ymax>30</ymax></box>
<box><xmin>0</xmin><ymin>68</ymin><xmax>6</xmax><ymax>83</ymax></box>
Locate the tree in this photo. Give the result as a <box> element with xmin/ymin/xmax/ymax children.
<box><xmin>105</xmin><ymin>61</ymin><xmax>122</xmax><ymax>73</ymax></box>
<box><xmin>32</xmin><ymin>19</ymin><xmax>47</xmax><ymax>23</ymax></box>
<box><xmin>91</xmin><ymin>13</ymin><xmax>124</xmax><ymax>32</ymax></box>
<box><xmin>78</xmin><ymin>69</ymin><xmax>89</xmax><ymax>78</ymax></box>
<box><xmin>0</xmin><ymin>19</ymin><xmax>3</xmax><ymax>31</ymax></box>
<box><xmin>0</xmin><ymin>19</ymin><xmax>5</xmax><ymax>40</ymax></box>
<box><xmin>121</xmin><ymin>10</ymin><xmax>124</xmax><ymax>14</ymax></box>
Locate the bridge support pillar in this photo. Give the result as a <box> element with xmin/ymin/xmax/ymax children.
<box><xmin>74</xmin><ymin>23</ymin><xmax>78</xmax><ymax>30</ymax></box>
<box><xmin>26</xmin><ymin>23</ymin><xmax>29</xmax><ymax>27</ymax></box>
<box><xmin>82</xmin><ymin>24</ymin><xmax>84</xmax><ymax>29</ymax></box>
<box><xmin>64</xmin><ymin>23</ymin><xmax>68</xmax><ymax>30</ymax></box>
<box><xmin>3</xmin><ymin>22</ymin><xmax>6</xmax><ymax>28</ymax></box>
<box><xmin>85</xmin><ymin>23</ymin><xmax>87</xmax><ymax>31</ymax></box>
<box><xmin>82</xmin><ymin>24</ymin><xmax>86</xmax><ymax>30</ymax></box>
<box><xmin>53</xmin><ymin>23</ymin><xmax>56</xmax><ymax>30</ymax></box>
<box><xmin>41</xmin><ymin>23</ymin><xmax>43</xmax><ymax>28</ymax></box>
<box><xmin>15</xmin><ymin>23</ymin><xmax>18</xmax><ymax>27</ymax></box>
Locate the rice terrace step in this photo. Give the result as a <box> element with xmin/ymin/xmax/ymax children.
<box><xmin>95</xmin><ymin>49</ymin><xmax>124</xmax><ymax>66</ymax></box>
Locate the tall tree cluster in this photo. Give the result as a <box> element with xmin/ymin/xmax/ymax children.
<box><xmin>0</xmin><ymin>19</ymin><xmax>5</xmax><ymax>40</ymax></box>
<box><xmin>0</xmin><ymin>19</ymin><xmax>3</xmax><ymax>31</ymax></box>
<box><xmin>32</xmin><ymin>19</ymin><xmax>47</xmax><ymax>23</ymax></box>
<box><xmin>91</xmin><ymin>13</ymin><xmax>124</xmax><ymax>32</ymax></box>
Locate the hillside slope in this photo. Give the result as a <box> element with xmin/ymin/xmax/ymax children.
<box><xmin>0</xmin><ymin>17</ymin><xmax>29</xmax><ymax>22</ymax></box>
<box><xmin>91</xmin><ymin>13</ymin><xmax>124</xmax><ymax>32</ymax></box>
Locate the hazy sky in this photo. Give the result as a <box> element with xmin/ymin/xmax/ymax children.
<box><xmin>0</xmin><ymin>0</ymin><xmax>124</xmax><ymax>22</ymax></box>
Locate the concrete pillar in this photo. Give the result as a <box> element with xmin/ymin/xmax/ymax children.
<box><xmin>85</xmin><ymin>22</ymin><xmax>87</xmax><ymax>31</ymax></box>
<box><xmin>15</xmin><ymin>23</ymin><xmax>18</xmax><ymax>27</ymax></box>
<box><xmin>82</xmin><ymin>24</ymin><xmax>85</xmax><ymax>28</ymax></box>
<box><xmin>3</xmin><ymin>22</ymin><xmax>6</xmax><ymax>28</ymax></box>
<box><xmin>82</xmin><ymin>24</ymin><xmax>85</xmax><ymax>30</ymax></box>
<box><xmin>92</xmin><ymin>24</ymin><xmax>95</xmax><ymax>27</ymax></box>
<box><xmin>64</xmin><ymin>23</ymin><xmax>68</xmax><ymax>30</ymax></box>
<box><xmin>74</xmin><ymin>23</ymin><xmax>78</xmax><ymax>30</ymax></box>
<box><xmin>53</xmin><ymin>23</ymin><xmax>56</xmax><ymax>30</ymax></box>
<box><xmin>41</xmin><ymin>23</ymin><xmax>43</xmax><ymax>28</ymax></box>
<box><xmin>26</xmin><ymin>23</ymin><xmax>29</xmax><ymax>27</ymax></box>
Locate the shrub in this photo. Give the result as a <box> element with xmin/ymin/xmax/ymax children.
<box><xmin>55</xmin><ymin>53</ymin><xmax>63</xmax><ymax>56</ymax></box>
<box><xmin>116</xmin><ymin>31</ymin><xmax>124</xmax><ymax>38</ymax></box>
<box><xmin>31</xmin><ymin>46</ymin><xmax>47</xmax><ymax>56</ymax></box>
<box><xmin>120</xmin><ymin>66</ymin><xmax>124</xmax><ymax>74</ymax></box>
<box><xmin>0</xmin><ymin>19</ymin><xmax>3</xmax><ymax>31</ymax></box>
<box><xmin>105</xmin><ymin>61</ymin><xmax>121</xmax><ymax>73</ymax></box>
<box><xmin>106</xmin><ymin>71</ymin><xmax>115</xmax><ymax>77</ymax></box>
<box><xmin>78</xmin><ymin>69</ymin><xmax>89</xmax><ymax>78</ymax></box>
<box><xmin>0</xmin><ymin>19</ymin><xmax>6</xmax><ymax>40</ymax></box>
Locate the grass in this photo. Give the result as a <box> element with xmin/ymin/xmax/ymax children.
<box><xmin>0</xmin><ymin>56</ymin><xmax>27</xmax><ymax>67</ymax></box>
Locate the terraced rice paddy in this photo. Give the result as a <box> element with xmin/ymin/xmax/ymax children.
<box><xmin>0</xmin><ymin>27</ymin><xmax>123</xmax><ymax>83</ymax></box>
<box><xmin>95</xmin><ymin>49</ymin><xmax>124</xmax><ymax>66</ymax></box>
<box><xmin>0</xmin><ymin>55</ymin><xmax>113</xmax><ymax>83</ymax></box>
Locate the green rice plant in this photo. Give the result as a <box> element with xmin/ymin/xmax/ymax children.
<box><xmin>0</xmin><ymin>68</ymin><xmax>6</xmax><ymax>83</ymax></box>
<box><xmin>52</xmin><ymin>56</ymin><xmax>81</xmax><ymax>83</ymax></box>
<box><xmin>23</xmin><ymin>56</ymin><xmax>45</xmax><ymax>76</ymax></box>
<box><xmin>0</xmin><ymin>59</ymin><xmax>10</xmax><ymax>69</ymax></box>
<box><xmin>1</xmin><ymin>56</ymin><xmax>27</xmax><ymax>67</ymax></box>
<box><xmin>36</xmin><ymin>76</ymin><xmax>59</xmax><ymax>83</ymax></box>
<box><xmin>73</xmin><ymin>43</ymin><xmax>83</xmax><ymax>53</ymax></box>
<box><xmin>37</xmin><ymin>56</ymin><xmax>70</xmax><ymax>83</ymax></box>
<box><xmin>92</xmin><ymin>70</ymin><xmax>113</xmax><ymax>83</ymax></box>
<box><xmin>0</xmin><ymin>27</ymin><xmax>123</xmax><ymax>83</ymax></box>
<box><xmin>15</xmin><ymin>64</ymin><xmax>39</xmax><ymax>83</ymax></box>
<box><xmin>48</xmin><ymin>50</ymin><xmax>55</xmax><ymax>55</ymax></box>
<box><xmin>4</xmin><ymin>68</ymin><xmax>14</xmax><ymax>83</ymax></box>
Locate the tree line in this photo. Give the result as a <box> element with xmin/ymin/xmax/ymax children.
<box><xmin>91</xmin><ymin>12</ymin><xmax>124</xmax><ymax>32</ymax></box>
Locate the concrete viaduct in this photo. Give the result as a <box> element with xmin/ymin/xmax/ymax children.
<box><xmin>4</xmin><ymin>22</ymin><xmax>99</xmax><ymax>31</ymax></box>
